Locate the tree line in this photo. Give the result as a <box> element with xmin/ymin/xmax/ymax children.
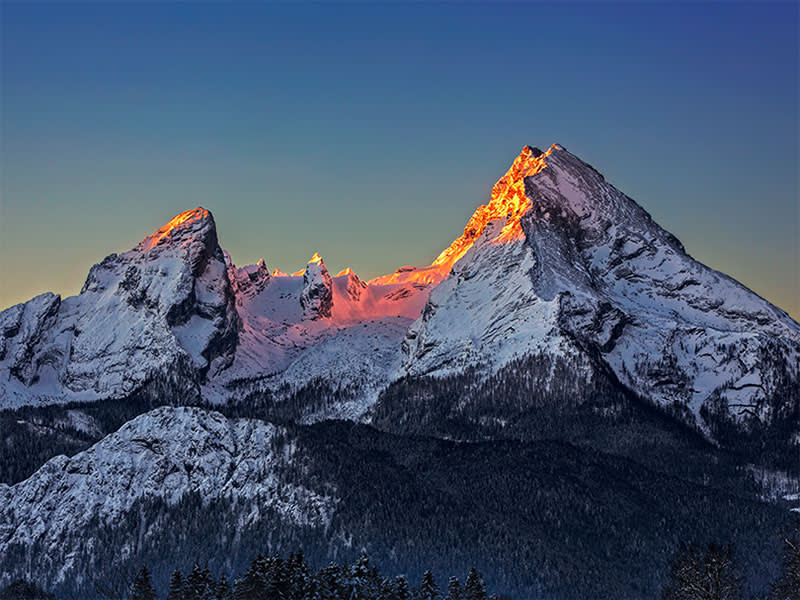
<box><xmin>1</xmin><ymin>521</ymin><xmax>797</xmax><ymax>600</ymax></box>
<box><xmin>0</xmin><ymin>551</ymin><xmax>506</xmax><ymax>600</ymax></box>
<box><xmin>137</xmin><ymin>551</ymin><xmax>501</xmax><ymax>600</ymax></box>
<box><xmin>121</xmin><ymin>523</ymin><xmax>800</xmax><ymax>600</ymax></box>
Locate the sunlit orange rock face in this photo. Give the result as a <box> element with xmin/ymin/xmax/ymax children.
<box><xmin>138</xmin><ymin>207</ymin><xmax>213</xmax><ymax>251</ymax></box>
<box><xmin>370</xmin><ymin>145</ymin><xmax>551</xmax><ymax>287</ymax></box>
<box><xmin>134</xmin><ymin>207</ymin><xmax>222</xmax><ymax>277</ymax></box>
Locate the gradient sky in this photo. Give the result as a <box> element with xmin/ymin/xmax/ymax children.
<box><xmin>1</xmin><ymin>2</ymin><xmax>798</xmax><ymax>319</ymax></box>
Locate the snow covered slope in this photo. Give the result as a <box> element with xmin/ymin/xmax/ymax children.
<box><xmin>2</xmin><ymin>145</ymin><xmax>798</xmax><ymax>439</ymax></box>
<box><xmin>213</xmin><ymin>252</ymin><xmax>432</xmax><ymax>417</ymax></box>
<box><xmin>0</xmin><ymin>209</ymin><xmax>434</xmax><ymax>413</ymax></box>
<box><xmin>401</xmin><ymin>144</ymin><xmax>800</xmax><ymax>436</ymax></box>
<box><xmin>0</xmin><ymin>208</ymin><xmax>238</xmax><ymax>408</ymax></box>
<box><xmin>0</xmin><ymin>404</ymin><xmax>793</xmax><ymax>599</ymax></box>
<box><xmin>0</xmin><ymin>406</ymin><xmax>336</xmax><ymax>588</ymax></box>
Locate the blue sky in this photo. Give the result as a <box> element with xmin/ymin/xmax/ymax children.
<box><xmin>1</xmin><ymin>2</ymin><xmax>798</xmax><ymax>318</ymax></box>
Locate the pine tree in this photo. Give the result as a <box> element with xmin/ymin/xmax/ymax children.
<box><xmin>167</xmin><ymin>570</ymin><xmax>184</xmax><ymax>600</ymax></box>
<box><xmin>349</xmin><ymin>552</ymin><xmax>378</xmax><ymax>600</ymax></box>
<box><xmin>184</xmin><ymin>563</ymin><xmax>215</xmax><ymax>600</ymax></box>
<box><xmin>464</xmin><ymin>568</ymin><xmax>487</xmax><ymax>600</ymax></box>
<box><xmin>130</xmin><ymin>566</ymin><xmax>156</xmax><ymax>600</ymax></box>
<box><xmin>256</xmin><ymin>554</ymin><xmax>286</xmax><ymax>600</ymax></box>
<box><xmin>287</xmin><ymin>549</ymin><xmax>312</xmax><ymax>599</ymax></box>
<box><xmin>389</xmin><ymin>576</ymin><xmax>412</xmax><ymax>600</ymax></box>
<box><xmin>75</xmin><ymin>547</ymin><xmax>514</xmax><ymax>600</ymax></box>
<box><xmin>235</xmin><ymin>554</ymin><xmax>269</xmax><ymax>600</ymax></box>
<box><xmin>0</xmin><ymin>580</ymin><xmax>55</xmax><ymax>600</ymax></box>
<box><xmin>215</xmin><ymin>574</ymin><xmax>233</xmax><ymax>600</ymax></box>
<box><xmin>662</xmin><ymin>542</ymin><xmax>743</xmax><ymax>600</ymax></box>
<box><xmin>445</xmin><ymin>577</ymin><xmax>462</xmax><ymax>600</ymax></box>
<box><xmin>416</xmin><ymin>570</ymin><xmax>439</xmax><ymax>600</ymax></box>
<box><xmin>771</xmin><ymin>519</ymin><xmax>800</xmax><ymax>600</ymax></box>
<box><xmin>316</xmin><ymin>563</ymin><xmax>343</xmax><ymax>600</ymax></box>
<box><xmin>232</xmin><ymin>575</ymin><xmax>247</xmax><ymax>600</ymax></box>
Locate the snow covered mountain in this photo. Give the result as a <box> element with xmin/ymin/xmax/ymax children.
<box><xmin>0</xmin><ymin>208</ymin><xmax>238</xmax><ymax>407</ymax></box>
<box><xmin>397</xmin><ymin>144</ymin><xmax>800</xmax><ymax>441</ymax></box>
<box><xmin>0</xmin><ymin>209</ymin><xmax>433</xmax><ymax>413</ymax></box>
<box><xmin>2</xmin><ymin>144</ymin><xmax>798</xmax><ymax>445</ymax></box>
<box><xmin>0</xmin><ymin>406</ymin><xmax>336</xmax><ymax>589</ymax></box>
<box><xmin>212</xmin><ymin>249</ymin><xmax>432</xmax><ymax>417</ymax></box>
<box><xmin>2</xmin><ymin>144</ymin><xmax>799</xmax><ymax>598</ymax></box>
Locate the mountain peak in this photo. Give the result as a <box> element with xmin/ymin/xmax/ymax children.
<box><xmin>132</xmin><ymin>207</ymin><xmax>222</xmax><ymax>279</ymax></box>
<box><xmin>301</xmin><ymin>253</ymin><xmax>333</xmax><ymax>319</ymax></box>
<box><xmin>521</xmin><ymin>144</ymin><xmax>544</xmax><ymax>158</ymax></box>
<box><xmin>370</xmin><ymin>144</ymin><xmax>564</xmax><ymax>288</ymax></box>
<box><xmin>138</xmin><ymin>207</ymin><xmax>217</xmax><ymax>252</ymax></box>
<box><xmin>290</xmin><ymin>253</ymin><xmax>327</xmax><ymax>277</ymax></box>
<box><xmin>501</xmin><ymin>144</ymin><xmax>553</xmax><ymax>187</ymax></box>
<box><xmin>429</xmin><ymin>144</ymin><xmax>555</xmax><ymax>271</ymax></box>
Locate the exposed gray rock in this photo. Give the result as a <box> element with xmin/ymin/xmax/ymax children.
<box><xmin>300</xmin><ymin>253</ymin><xmax>333</xmax><ymax>320</ymax></box>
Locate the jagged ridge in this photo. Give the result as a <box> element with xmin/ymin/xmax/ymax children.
<box><xmin>1</xmin><ymin>145</ymin><xmax>798</xmax><ymax>452</ymax></box>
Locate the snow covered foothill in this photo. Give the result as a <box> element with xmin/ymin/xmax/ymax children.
<box><xmin>0</xmin><ymin>406</ymin><xmax>336</xmax><ymax>587</ymax></box>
